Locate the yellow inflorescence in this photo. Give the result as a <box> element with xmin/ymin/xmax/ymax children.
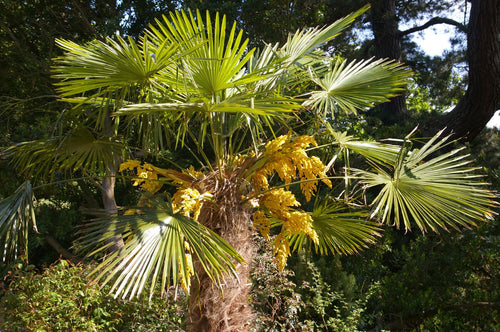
<box><xmin>119</xmin><ymin>160</ymin><xmax>163</xmax><ymax>194</ymax></box>
<box><xmin>259</xmin><ymin>188</ymin><xmax>300</xmax><ymax>216</ymax></box>
<box><xmin>172</xmin><ymin>188</ymin><xmax>204</xmax><ymax>220</ymax></box>
<box><xmin>285</xmin><ymin>210</ymin><xmax>318</xmax><ymax>244</ymax></box>
<box><xmin>179</xmin><ymin>241</ymin><xmax>194</xmax><ymax>292</ymax></box>
<box><xmin>119</xmin><ymin>159</ymin><xmax>141</xmax><ymax>172</ymax></box>
<box><xmin>273</xmin><ymin>232</ymin><xmax>291</xmax><ymax>271</ymax></box>
<box><xmin>254</xmin><ymin>134</ymin><xmax>331</xmax><ymax>200</ymax></box>
<box><xmin>183</xmin><ymin>165</ymin><xmax>204</xmax><ymax>181</ymax></box>
<box><xmin>249</xmin><ymin>134</ymin><xmax>331</xmax><ymax>270</ymax></box>
<box><xmin>252</xmin><ymin>210</ymin><xmax>271</xmax><ymax>239</ymax></box>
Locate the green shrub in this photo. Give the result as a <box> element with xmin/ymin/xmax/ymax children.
<box><xmin>0</xmin><ymin>259</ymin><xmax>186</xmax><ymax>331</ymax></box>
<box><xmin>250</xmin><ymin>238</ymin><xmax>373</xmax><ymax>331</ymax></box>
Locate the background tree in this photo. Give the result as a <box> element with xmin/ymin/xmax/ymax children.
<box><xmin>422</xmin><ymin>0</ymin><xmax>500</xmax><ymax>141</ymax></box>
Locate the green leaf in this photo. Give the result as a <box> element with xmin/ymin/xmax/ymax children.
<box><xmin>304</xmin><ymin>58</ymin><xmax>412</xmax><ymax>117</ymax></box>
<box><xmin>280</xmin><ymin>5</ymin><xmax>370</xmax><ymax>68</ymax></box>
<box><xmin>288</xmin><ymin>201</ymin><xmax>381</xmax><ymax>255</ymax></box>
<box><xmin>328</xmin><ymin>127</ymin><xmax>400</xmax><ymax>166</ymax></box>
<box><xmin>6</xmin><ymin>127</ymin><xmax>124</xmax><ymax>180</ymax></box>
<box><xmin>0</xmin><ymin>181</ymin><xmax>37</xmax><ymax>263</ymax></box>
<box><xmin>355</xmin><ymin>130</ymin><xmax>498</xmax><ymax>232</ymax></box>
<box><xmin>77</xmin><ymin>197</ymin><xmax>243</xmax><ymax>300</ymax></box>
<box><xmin>53</xmin><ymin>35</ymin><xmax>177</xmax><ymax>97</ymax></box>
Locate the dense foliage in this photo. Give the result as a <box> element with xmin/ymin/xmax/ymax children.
<box><xmin>0</xmin><ymin>260</ymin><xmax>186</xmax><ymax>331</ymax></box>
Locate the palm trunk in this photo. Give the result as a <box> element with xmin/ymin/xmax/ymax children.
<box><xmin>101</xmin><ymin>110</ymin><xmax>124</xmax><ymax>252</ymax></box>
<box><xmin>101</xmin><ymin>163</ymin><xmax>124</xmax><ymax>252</ymax></box>
<box><xmin>188</xmin><ymin>173</ymin><xmax>257</xmax><ymax>331</ymax></box>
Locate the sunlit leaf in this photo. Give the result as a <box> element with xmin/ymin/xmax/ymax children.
<box><xmin>77</xmin><ymin>197</ymin><xmax>243</xmax><ymax>300</ymax></box>
<box><xmin>288</xmin><ymin>200</ymin><xmax>381</xmax><ymax>255</ymax></box>
<box><xmin>304</xmin><ymin>58</ymin><xmax>411</xmax><ymax>117</ymax></box>
<box><xmin>355</xmin><ymin>130</ymin><xmax>498</xmax><ymax>232</ymax></box>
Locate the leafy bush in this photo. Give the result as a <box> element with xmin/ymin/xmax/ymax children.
<box><xmin>250</xmin><ymin>238</ymin><xmax>374</xmax><ymax>331</ymax></box>
<box><xmin>0</xmin><ymin>259</ymin><xmax>186</xmax><ymax>331</ymax></box>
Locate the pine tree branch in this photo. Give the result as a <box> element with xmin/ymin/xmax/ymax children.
<box><xmin>399</xmin><ymin>17</ymin><xmax>467</xmax><ymax>37</ymax></box>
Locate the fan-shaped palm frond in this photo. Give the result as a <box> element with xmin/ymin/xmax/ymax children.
<box><xmin>149</xmin><ymin>10</ymin><xmax>259</xmax><ymax>96</ymax></box>
<box><xmin>280</xmin><ymin>5</ymin><xmax>370</xmax><ymax>68</ymax></box>
<box><xmin>328</xmin><ymin>127</ymin><xmax>400</xmax><ymax>166</ymax></box>
<box><xmin>6</xmin><ymin>127</ymin><xmax>125</xmax><ymax>180</ymax></box>
<box><xmin>53</xmin><ymin>35</ymin><xmax>178</xmax><ymax>97</ymax></box>
<box><xmin>304</xmin><ymin>58</ymin><xmax>412</xmax><ymax>117</ymax></box>
<box><xmin>250</xmin><ymin>6</ymin><xmax>370</xmax><ymax>92</ymax></box>
<box><xmin>355</xmin><ymin>130</ymin><xmax>498</xmax><ymax>232</ymax></box>
<box><xmin>0</xmin><ymin>181</ymin><xmax>37</xmax><ymax>263</ymax></box>
<box><xmin>288</xmin><ymin>200</ymin><xmax>381</xmax><ymax>255</ymax></box>
<box><xmin>77</xmin><ymin>197</ymin><xmax>243</xmax><ymax>300</ymax></box>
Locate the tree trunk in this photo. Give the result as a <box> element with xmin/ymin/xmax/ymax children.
<box><xmin>370</xmin><ymin>0</ymin><xmax>408</xmax><ymax>123</ymax></box>
<box><xmin>101</xmin><ymin>110</ymin><xmax>124</xmax><ymax>252</ymax></box>
<box><xmin>423</xmin><ymin>0</ymin><xmax>500</xmax><ymax>141</ymax></box>
<box><xmin>188</xmin><ymin>173</ymin><xmax>257</xmax><ymax>332</ymax></box>
<box><xmin>101</xmin><ymin>162</ymin><xmax>124</xmax><ymax>252</ymax></box>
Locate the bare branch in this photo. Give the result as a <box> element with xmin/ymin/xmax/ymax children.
<box><xmin>399</xmin><ymin>17</ymin><xmax>467</xmax><ymax>37</ymax></box>
<box><xmin>44</xmin><ymin>233</ymin><xmax>82</xmax><ymax>263</ymax></box>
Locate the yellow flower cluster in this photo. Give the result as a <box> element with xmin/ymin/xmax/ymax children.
<box><xmin>259</xmin><ymin>187</ymin><xmax>300</xmax><ymax>215</ymax></box>
<box><xmin>259</xmin><ymin>188</ymin><xmax>317</xmax><ymax>242</ymax></box>
<box><xmin>252</xmin><ymin>134</ymin><xmax>331</xmax><ymax>201</ymax></box>
<box><xmin>180</xmin><ymin>241</ymin><xmax>194</xmax><ymax>292</ymax></box>
<box><xmin>286</xmin><ymin>211</ymin><xmax>318</xmax><ymax>243</ymax></box>
<box><xmin>119</xmin><ymin>159</ymin><xmax>141</xmax><ymax>171</ymax></box>
<box><xmin>172</xmin><ymin>188</ymin><xmax>205</xmax><ymax>220</ymax></box>
<box><xmin>273</xmin><ymin>232</ymin><xmax>291</xmax><ymax>271</ymax></box>
<box><xmin>183</xmin><ymin>165</ymin><xmax>204</xmax><ymax>182</ymax></box>
<box><xmin>252</xmin><ymin>187</ymin><xmax>318</xmax><ymax>270</ymax></box>
<box><xmin>119</xmin><ymin>160</ymin><xmax>163</xmax><ymax>194</ymax></box>
<box><xmin>252</xmin><ymin>210</ymin><xmax>270</xmax><ymax>239</ymax></box>
<box><xmin>249</xmin><ymin>134</ymin><xmax>332</xmax><ymax>270</ymax></box>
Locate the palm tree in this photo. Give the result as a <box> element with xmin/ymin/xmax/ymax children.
<box><xmin>1</xmin><ymin>6</ymin><xmax>497</xmax><ymax>331</ymax></box>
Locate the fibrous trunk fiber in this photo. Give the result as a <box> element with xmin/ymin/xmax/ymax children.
<box><xmin>188</xmin><ymin>174</ymin><xmax>257</xmax><ymax>332</ymax></box>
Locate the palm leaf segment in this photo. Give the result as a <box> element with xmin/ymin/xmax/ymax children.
<box><xmin>53</xmin><ymin>35</ymin><xmax>174</xmax><ymax>97</ymax></box>
<box><xmin>304</xmin><ymin>58</ymin><xmax>411</xmax><ymax>117</ymax></box>
<box><xmin>352</xmin><ymin>129</ymin><xmax>498</xmax><ymax>232</ymax></box>
<box><xmin>0</xmin><ymin>181</ymin><xmax>37</xmax><ymax>263</ymax></box>
<box><xmin>6</xmin><ymin>127</ymin><xmax>124</xmax><ymax>180</ymax></box>
<box><xmin>78</xmin><ymin>196</ymin><xmax>242</xmax><ymax>300</ymax></box>
<box><xmin>288</xmin><ymin>200</ymin><xmax>382</xmax><ymax>256</ymax></box>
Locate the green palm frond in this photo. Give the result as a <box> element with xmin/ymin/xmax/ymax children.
<box><xmin>77</xmin><ymin>197</ymin><xmax>243</xmax><ymax>300</ymax></box>
<box><xmin>7</xmin><ymin>127</ymin><xmax>124</xmax><ymax>180</ymax></box>
<box><xmin>280</xmin><ymin>5</ymin><xmax>370</xmax><ymax>67</ymax></box>
<box><xmin>303</xmin><ymin>58</ymin><xmax>412</xmax><ymax>117</ymax></box>
<box><xmin>149</xmin><ymin>10</ymin><xmax>258</xmax><ymax>96</ymax></box>
<box><xmin>119</xmin><ymin>95</ymin><xmax>298</xmax><ymax>116</ymax></box>
<box><xmin>355</xmin><ymin>130</ymin><xmax>498</xmax><ymax>232</ymax></box>
<box><xmin>250</xmin><ymin>6</ymin><xmax>370</xmax><ymax>92</ymax></box>
<box><xmin>53</xmin><ymin>35</ymin><xmax>177</xmax><ymax>97</ymax></box>
<box><xmin>0</xmin><ymin>181</ymin><xmax>37</xmax><ymax>263</ymax></box>
<box><xmin>328</xmin><ymin>127</ymin><xmax>400</xmax><ymax>166</ymax></box>
<box><xmin>288</xmin><ymin>201</ymin><xmax>381</xmax><ymax>255</ymax></box>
